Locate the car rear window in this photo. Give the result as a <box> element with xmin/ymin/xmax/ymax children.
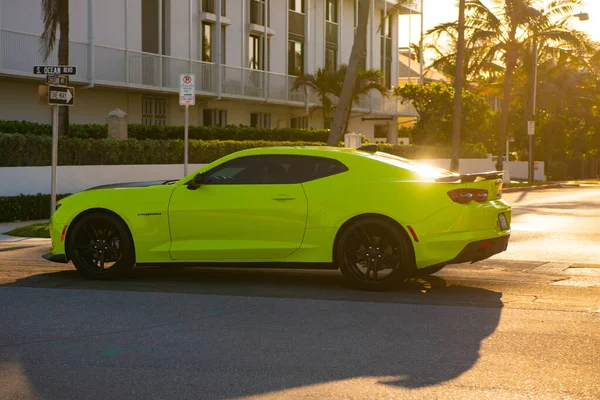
<box><xmin>369</xmin><ymin>152</ymin><xmax>456</xmax><ymax>179</ymax></box>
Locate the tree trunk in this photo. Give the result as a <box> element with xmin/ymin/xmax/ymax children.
<box><xmin>450</xmin><ymin>0</ymin><xmax>466</xmax><ymax>172</ymax></box>
<box><xmin>496</xmin><ymin>49</ymin><xmax>517</xmax><ymax>171</ymax></box>
<box><xmin>327</xmin><ymin>0</ymin><xmax>371</xmax><ymax>146</ymax></box>
<box><xmin>58</xmin><ymin>1</ymin><xmax>70</xmax><ymax>137</ymax></box>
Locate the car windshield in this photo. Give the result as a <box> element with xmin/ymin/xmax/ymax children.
<box><xmin>369</xmin><ymin>152</ymin><xmax>456</xmax><ymax>179</ymax></box>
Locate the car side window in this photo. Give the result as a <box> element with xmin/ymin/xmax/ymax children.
<box><xmin>204</xmin><ymin>155</ymin><xmax>348</xmax><ymax>185</ymax></box>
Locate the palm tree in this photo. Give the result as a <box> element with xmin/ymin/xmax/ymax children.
<box><xmin>291</xmin><ymin>68</ymin><xmax>340</xmax><ymax>129</ymax></box>
<box><xmin>333</xmin><ymin>65</ymin><xmax>389</xmax><ymax>135</ymax></box>
<box><xmin>461</xmin><ymin>0</ymin><xmax>592</xmax><ymax>170</ymax></box>
<box><xmin>292</xmin><ymin>65</ymin><xmax>388</xmax><ymax>133</ymax></box>
<box><xmin>328</xmin><ymin>0</ymin><xmax>410</xmax><ymax>146</ymax></box>
<box><xmin>40</xmin><ymin>0</ymin><xmax>70</xmax><ymax>136</ymax></box>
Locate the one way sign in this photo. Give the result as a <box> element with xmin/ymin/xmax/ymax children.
<box><xmin>48</xmin><ymin>85</ymin><xmax>74</xmax><ymax>106</ymax></box>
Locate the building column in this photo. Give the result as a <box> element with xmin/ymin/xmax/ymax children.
<box><xmin>387</xmin><ymin>121</ymin><xmax>398</xmax><ymax>145</ymax></box>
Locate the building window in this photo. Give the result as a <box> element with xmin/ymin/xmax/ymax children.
<box><xmin>221</xmin><ymin>25</ymin><xmax>226</xmax><ymax>64</ymax></box>
<box><xmin>291</xmin><ymin>116</ymin><xmax>308</xmax><ymax>129</ymax></box>
<box><xmin>288</xmin><ymin>40</ymin><xmax>304</xmax><ymax>76</ymax></box>
<box><xmin>202</xmin><ymin>22</ymin><xmax>212</xmax><ymax>62</ymax></box>
<box><xmin>202</xmin><ymin>0</ymin><xmax>226</xmax><ymax>16</ymax></box>
<box><xmin>251</xmin><ymin>113</ymin><xmax>271</xmax><ymax>128</ymax></box>
<box><xmin>203</xmin><ymin>109</ymin><xmax>227</xmax><ymax>126</ymax></box>
<box><xmin>326</xmin><ymin>0</ymin><xmax>338</xmax><ymax>23</ymax></box>
<box><xmin>250</xmin><ymin>0</ymin><xmax>268</xmax><ymax>26</ymax></box>
<box><xmin>374</xmin><ymin>124</ymin><xmax>388</xmax><ymax>139</ymax></box>
<box><xmin>142</xmin><ymin>96</ymin><xmax>167</xmax><ymax>126</ymax></box>
<box><xmin>380</xmin><ymin>11</ymin><xmax>393</xmax><ymax>87</ymax></box>
<box><xmin>289</xmin><ymin>0</ymin><xmax>305</xmax><ymax>13</ymax></box>
<box><xmin>325</xmin><ymin>48</ymin><xmax>337</xmax><ymax>72</ymax></box>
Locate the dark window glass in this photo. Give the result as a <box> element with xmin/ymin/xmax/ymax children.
<box><xmin>325</xmin><ymin>48</ymin><xmax>337</xmax><ymax>72</ymax></box>
<box><xmin>202</xmin><ymin>22</ymin><xmax>211</xmax><ymax>62</ymax></box>
<box><xmin>288</xmin><ymin>40</ymin><xmax>304</xmax><ymax>76</ymax></box>
<box><xmin>289</xmin><ymin>0</ymin><xmax>305</xmax><ymax>13</ymax></box>
<box><xmin>326</xmin><ymin>0</ymin><xmax>338</xmax><ymax>23</ymax></box>
<box><xmin>205</xmin><ymin>155</ymin><xmax>348</xmax><ymax>185</ymax></box>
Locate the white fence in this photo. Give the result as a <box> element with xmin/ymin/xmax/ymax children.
<box><xmin>0</xmin><ymin>159</ymin><xmax>545</xmax><ymax>197</ymax></box>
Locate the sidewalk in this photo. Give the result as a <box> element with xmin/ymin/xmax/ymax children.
<box><xmin>0</xmin><ymin>220</ymin><xmax>50</xmax><ymax>243</ymax></box>
<box><xmin>503</xmin><ymin>180</ymin><xmax>600</xmax><ymax>193</ymax></box>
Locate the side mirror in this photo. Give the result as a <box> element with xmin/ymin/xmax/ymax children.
<box><xmin>193</xmin><ymin>173</ymin><xmax>204</xmax><ymax>185</ymax></box>
<box><xmin>187</xmin><ymin>172</ymin><xmax>204</xmax><ymax>190</ymax></box>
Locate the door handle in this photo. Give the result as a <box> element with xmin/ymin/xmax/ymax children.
<box><xmin>272</xmin><ymin>194</ymin><xmax>295</xmax><ymax>201</ymax></box>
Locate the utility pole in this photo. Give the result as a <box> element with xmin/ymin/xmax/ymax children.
<box><xmin>450</xmin><ymin>0</ymin><xmax>466</xmax><ymax>172</ymax></box>
<box><xmin>527</xmin><ymin>41</ymin><xmax>538</xmax><ymax>183</ymax></box>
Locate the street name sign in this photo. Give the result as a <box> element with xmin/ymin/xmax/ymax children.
<box><xmin>48</xmin><ymin>85</ymin><xmax>75</xmax><ymax>106</ymax></box>
<box><xmin>179</xmin><ymin>73</ymin><xmax>196</xmax><ymax>106</ymax></box>
<box><xmin>46</xmin><ymin>75</ymin><xmax>68</xmax><ymax>86</ymax></box>
<box><xmin>34</xmin><ymin>65</ymin><xmax>77</xmax><ymax>75</ymax></box>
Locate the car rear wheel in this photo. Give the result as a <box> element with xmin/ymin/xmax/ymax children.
<box><xmin>68</xmin><ymin>212</ymin><xmax>135</xmax><ymax>280</ymax></box>
<box><xmin>336</xmin><ymin>218</ymin><xmax>413</xmax><ymax>291</ymax></box>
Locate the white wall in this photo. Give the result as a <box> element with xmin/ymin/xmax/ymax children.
<box><xmin>508</xmin><ymin>161</ymin><xmax>547</xmax><ymax>181</ymax></box>
<box><xmin>0</xmin><ymin>164</ymin><xmax>208</xmax><ymax>197</ymax></box>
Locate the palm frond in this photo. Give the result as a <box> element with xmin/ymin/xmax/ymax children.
<box><xmin>40</xmin><ymin>0</ymin><xmax>60</xmax><ymax>61</ymax></box>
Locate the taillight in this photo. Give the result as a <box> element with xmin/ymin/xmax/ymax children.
<box><xmin>447</xmin><ymin>189</ymin><xmax>488</xmax><ymax>204</ymax></box>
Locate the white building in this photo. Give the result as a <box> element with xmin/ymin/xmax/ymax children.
<box><xmin>0</xmin><ymin>0</ymin><xmax>419</xmax><ymax>142</ymax></box>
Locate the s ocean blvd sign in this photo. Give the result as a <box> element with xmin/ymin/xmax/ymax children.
<box><xmin>33</xmin><ymin>65</ymin><xmax>77</xmax><ymax>75</ymax></box>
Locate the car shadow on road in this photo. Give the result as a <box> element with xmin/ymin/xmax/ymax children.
<box><xmin>4</xmin><ymin>265</ymin><xmax>505</xmax><ymax>309</ymax></box>
<box><xmin>2</xmin><ymin>267</ymin><xmax>504</xmax><ymax>396</ymax></box>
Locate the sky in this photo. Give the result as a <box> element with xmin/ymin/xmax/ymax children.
<box><xmin>398</xmin><ymin>0</ymin><xmax>600</xmax><ymax>49</ymax></box>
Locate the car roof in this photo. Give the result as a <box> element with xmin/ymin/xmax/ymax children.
<box><xmin>229</xmin><ymin>146</ymin><xmax>373</xmax><ymax>160</ymax></box>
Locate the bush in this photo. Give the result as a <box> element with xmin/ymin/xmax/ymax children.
<box><xmin>0</xmin><ymin>120</ymin><xmax>107</xmax><ymax>139</ymax></box>
<box><xmin>375</xmin><ymin>142</ymin><xmax>488</xmax><ymax>159</ymax></box>
<box><xmin>0</xmin><ymin>193</ymin><xmax>71</xmax><ymax>223</ymax></box>
<box><xmin>127</xmin><ymin>124</ymin><xmax>330</xmax><ymax>142</ymax></box>
<box><xmin>0</xmin><ymin>120</ymin><xmax>328</xmax><ymax>142</ymax></box>
<box><xmin>0</xmin><ymin>134</ymin><xmax>324</xmax><ymax>166</ymax></box>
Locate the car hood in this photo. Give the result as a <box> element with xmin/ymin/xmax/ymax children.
<box><xmin>84</xmin><ymin>180</ymin><xmax>178</xmax><ymax>191</ymax></box>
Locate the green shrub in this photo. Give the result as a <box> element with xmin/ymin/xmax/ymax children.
<box><xmin>0</xmin><ymin>193</ymin><xmax>72</xmax><ymax>223</ymax></box>
<box><xmin>0</xmin><ymin>134</ymin><xmax>324</xmax><ymax>166</ymax></box>
<box><xmin>375</xmin><ymin>142</ymin><xmax>488</xmax><ymax>159</ymax></box>
<box><xmin>0</xmin><ymin>120</ymin><xmax>328</xmax><ymax>142</ymax></box>
<box><xmin>127</xmin><ymin>124</ymin><xmax>329</xmax><ymax>142</ymax></box>
<box><xmin>0</xmin><ymin>120</ymin><xmax>107</xmax><ymax>139</ymax></box>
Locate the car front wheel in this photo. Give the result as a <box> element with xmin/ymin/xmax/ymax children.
<box><xmin>336</xmin><ymin>218</ymin><xmax>414</xmax><ymax>291</ymax></box>
<box><xmin>67</xmin><ymin>212</ymin><xmax>135</xmax><ymax>280</ymax></box>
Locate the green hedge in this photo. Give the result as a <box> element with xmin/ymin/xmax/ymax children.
<box><xmin>0</xmin><ymin>193</ymin><xmax>71</xmax><ymax>223</ymax></box>
<box><xmin>0</xmin><ymin>134</ymin><xmax>488</xmax><ymax>167</ymax></box>
<box><xmin>0</xmin><ymin>120</ymin><xmax>106</xmax><ymax>139</ymax></box>
<box><xmin>0</xmin><ymin>120</ymin><xmax>329</xmax><ymax>142</ymax></box>
<box><xmin>127</xmin><ymin>125</ymin><xmax>330</xmax><ymax>142</ymax></box>
<box><xmin>0</xmin><ymin>134</ymin><xmax>324</xmax><ymax>166</ymax></box>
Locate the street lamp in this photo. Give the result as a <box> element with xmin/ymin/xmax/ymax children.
<box><xmin>528</xmin><ymin>11</ymin><xmax>589</xmax><ymax>183</ymax></box>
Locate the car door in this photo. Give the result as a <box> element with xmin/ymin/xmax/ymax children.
<box><xmin>168</xmin><ymin>155</ymin><xmax>308</xmax><ymax>261</ymax></box>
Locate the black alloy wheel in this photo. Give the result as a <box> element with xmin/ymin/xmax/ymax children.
<box><xmin>68</xmin><ymin>212</ymin><xmax>135</xmax><ymax>279</ymax></box>
<box><xmin>336</xmin><ymin>218</ymin><xmax>413</xmax><ymax>291</ymax></box>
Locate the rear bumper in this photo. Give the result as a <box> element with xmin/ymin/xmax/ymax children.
<box><xmin>418</xmin><ymin>235</ymin><xmax>509</xmax><ymax>274</ymax></box>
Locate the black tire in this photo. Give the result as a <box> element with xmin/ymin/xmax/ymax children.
<box><xmin>335</xmin><ymin>217</ymin><xmax>414</xmax><ymax>291</ymax></box>
<box><xmin>67</xmin><ymin>211</ymin><xmax>135</xmax><ymax>280</ymax></box>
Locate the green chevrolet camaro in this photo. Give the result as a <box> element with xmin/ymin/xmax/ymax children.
<box><xmin>44</xmin><ymin>146</ymin><xmax>511</xmax><ymax>290</ymax></box>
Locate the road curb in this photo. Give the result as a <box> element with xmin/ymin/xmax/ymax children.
<box><xmin>503</xmin><ymin>183</ymin><xmax>571</xmax><ymax>193</ymax></box>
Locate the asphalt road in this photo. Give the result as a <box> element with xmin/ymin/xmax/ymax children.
<box><xmin>498</xmin><ymin>185</ymin><xmax>600</xmax><ymax>265</ymax></box>
<box><xmin>0</xmin><ymin>186</ymin><xmax>599</xmax><ymax>399</ymax></box>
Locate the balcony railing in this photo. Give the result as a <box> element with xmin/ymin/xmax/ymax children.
<box><xmin>0</xmin><ymin>29</ymin><xmax>416</xmax><ymax>116</ymax></box>
<box><xmin>288</xmin><ymin>11</ymin><xmax>305</xmax><ymax>37</ymax></box>
<box><xmin>325</xmin><ymin>21</ymin><xmax>338</xmax><ymax>45</ymax></box>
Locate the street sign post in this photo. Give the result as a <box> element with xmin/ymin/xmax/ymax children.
<box><xmin>179</xmin><ymin>73</ymin><xmax>196</xmax><ymax>176</ymax></box>
<box><xmin>33</xmin><ymin>65</ymin><xmax>77</xmax><ymax>75</ymax></box>
<box><xmin>34</xmin><ymin>65</ymin><xmax>77</xmax><ymax>215</ymax></box>
<box><xmin>48</xmin><ymin>85</ymin><xmax>75</xmax><ymax>106</ymax></box>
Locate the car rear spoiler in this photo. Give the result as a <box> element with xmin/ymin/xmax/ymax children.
<box><xmin>435</xmin><ymin>171</ymin><xmax>504</xmax><ymax>183</ymax></box>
